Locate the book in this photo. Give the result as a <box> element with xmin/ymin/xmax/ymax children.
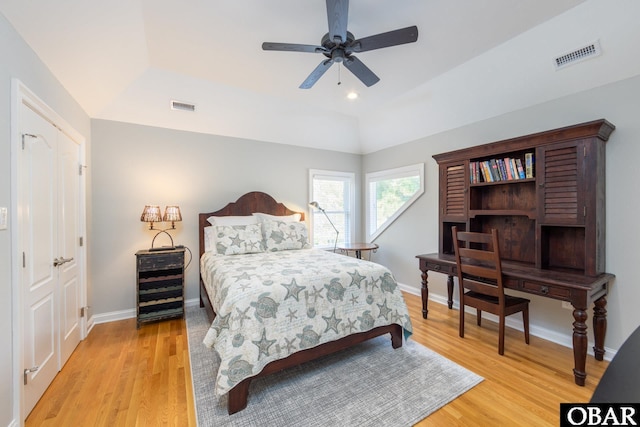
<box><xmin>482</xmin><ymin>161</ymin><xmax>492</xmax><ymax>182</ymax></box>
<box><xmin>504</xmin><ymin>158</ymin><xmax>513</xmax><ymax>180</ymax></box>
<box><xmin>515</xmin><ymin>158</ymin><xmax>526</xmax><ymax>179</ymax></box>
<box><xmin>509</xmin><ymin>158</ymin><xmax>518</xmax><ymax>180</ymax></box>
<box><xmin>489</xmin><ymin>159</ymin><xmax>500</xmax><ymax>181</ymax></box>
<box><xmin>525</xmin><ymin>153</ymin><xmax>534</xmax><ymax>178</ymax></box>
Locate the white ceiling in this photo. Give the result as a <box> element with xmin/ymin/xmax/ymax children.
<box><xmin>2</xmin><ymin>0</ymin><xmax>640</xmax><ymax>153</ymax></box>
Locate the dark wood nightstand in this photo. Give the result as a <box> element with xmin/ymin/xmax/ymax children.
<box><xmin>135</xmin><ymin>248</ymin><xmax>185</xmax><ymax>328</ymax></box>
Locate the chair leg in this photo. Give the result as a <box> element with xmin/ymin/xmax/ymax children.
<box><xmin>459</xmin><ymin>303</ymin><xmax>465</xmax><ymax>338</ymax></box>
<box><xmin>523</xmin><ymin>306</ymin><xmax>530</xmax><ymax>344</ymax></box>
<box><xmin>498</xmin><ymin>316</ymin><xmax>505</xmax><ymax>355</ymax></box>
<box><xmin>476</xmin><ymin>308</ymin><xmax>482</xmax><ymax>326</ymax></box>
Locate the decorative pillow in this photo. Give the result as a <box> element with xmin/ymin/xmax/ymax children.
<box><xmin>215</xmin><ymin>224</ymin><xmax>264</xmax><ymax>255</ymax></box>
<box><xmin>207</xmin><ymin>215</ymin><xmax>258</xmax><ymax>226</ymax></box>
<box><xmin>253</xmin><ymin>212</ymin><xmax>301</xmax><ymax>223</ymax></box>
<box><xmin>262</xmin><ymin>220</ymin><xmax>311</xmax><ymax>251</ymax></box>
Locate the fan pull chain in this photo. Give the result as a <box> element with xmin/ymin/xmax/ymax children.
<box><xmin>337</xmin><ymin>63</ymin><xmax>342</xmax><ymax>85</ymax></box>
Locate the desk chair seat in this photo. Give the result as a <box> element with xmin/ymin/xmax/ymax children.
<box><xmin>452</xmin><ymin>227</ymin><xmax>530</xmax><ymax>355</ymax></box>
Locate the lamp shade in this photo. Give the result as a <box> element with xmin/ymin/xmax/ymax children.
<box><xmin>141</xmin><ymin>205</ymin><xmax>162</xmax><ymax>229</ymax></box>
<box><xmin>163</xmin><ymin>205</ymin><xmax>182</xmax><ymax>229</ymax></box>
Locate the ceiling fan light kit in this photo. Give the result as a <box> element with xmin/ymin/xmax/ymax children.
<box><xmin>262</xmin><ymin>0</ymin><xmax>418</xmax><ymax>89</ymax></box>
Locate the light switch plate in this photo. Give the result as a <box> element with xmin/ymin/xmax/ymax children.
<box><xmin>0</xmin><ymin>207</ymin><xmax>7</xmax><ymax>230</ymax></box>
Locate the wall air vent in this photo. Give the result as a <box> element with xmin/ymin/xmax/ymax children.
<box><xmin>554</xmin><ymin>40</ymin><xmax>601</xmax><ymax>70</ymax></box>
<box><xmin>170</xmin><ymin>100</ymin><xmax>196</xmax><ymax>112</ymax></box>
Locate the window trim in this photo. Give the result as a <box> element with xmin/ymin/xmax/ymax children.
<box><xmin>366</xmin><ymin>163</ymin><xmax>424</xmax><ymax>241</ymax></box>
<box><xmin>308</xmin><ymin>169</ymin><xmax>356</xmax><ymax>249</ymax></box>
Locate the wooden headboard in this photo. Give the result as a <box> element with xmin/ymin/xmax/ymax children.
<box><xmin>198</xmin><ymin>191</ymin><xmax>305</xmax><ymax>258</ymax></box>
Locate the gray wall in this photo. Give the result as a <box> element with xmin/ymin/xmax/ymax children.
<box><xmin>90</xmin><ymin>120</ymin><xmax>362</xmax><ymax>315</ymax></box>
<box><xmin>0</xmin><ymin>13</ymin><xmax>91</xmax><ymax>427</ymax></box>
<box><xmin>363</xmin><ymin>74</ymin><xmax>640</xmax><ymax>352</ymax></box>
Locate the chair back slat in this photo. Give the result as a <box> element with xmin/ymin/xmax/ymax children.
<box><xmin>462</xmin><ymin>278</ymin><xmax>500</xmax><ymax>297</ymax></box>
<box><xmin>452</xmin><ymin>226</ymin><xmax>504</xmax><ymax>295</ymax></box>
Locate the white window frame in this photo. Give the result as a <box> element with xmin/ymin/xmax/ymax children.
<box><xmin>366</xmin><ymin>163</ymin><xmax>424</xmax><ymax>241</ymax></box>
<box><xmin>308</xmin><ymin>169</ymin><xmax>355</xmax><ymax>249</ymax></box>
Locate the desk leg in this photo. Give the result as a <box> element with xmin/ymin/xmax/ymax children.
<box><xmin>447</xmin><ymin>275</ymin><xmax>454</xmax><ymax>309</ymax></box>
<box><xmin>572</xmin><ymin>307</ymin><xmax>588</xmax><ymax>386</ymax></box>
<box><xmin>420</xmin><ymin>270</ymin><xmax>429</xmax><ymax>319</ymax></box>
<box><xmin>593</xmin><ymin>296</ymin><xmax>607</xmax><ymax>361</ymax></box>
<box><xmin>355</xmin><ymin>250</ymin><xmax>362</xmax><ymax>259</ymax></box>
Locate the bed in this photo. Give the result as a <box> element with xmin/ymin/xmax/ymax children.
<box><xmin>198</xmin><ymin>191</ymin><xmax>413</xmax><ymax>414</ymax></box>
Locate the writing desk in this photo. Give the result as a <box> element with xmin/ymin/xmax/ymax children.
<box><xmin>416</xmin><ymin>252</ymin><xmax>614</xmax><ymax>386</ymax></box>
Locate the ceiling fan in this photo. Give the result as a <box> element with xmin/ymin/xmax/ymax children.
<box><xmin>261</xmin><ymin>0</ymin><xmax>418</xmax><ymax>89</ymax></box>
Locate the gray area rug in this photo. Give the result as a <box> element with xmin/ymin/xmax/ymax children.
<box><xmin>186</xmin><ymin>305</ymin><xmax>482</xmax><ymax>426</ymax></box>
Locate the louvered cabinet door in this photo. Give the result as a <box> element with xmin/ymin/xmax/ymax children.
<box><xmin>440</xmin><ymin>162</ymin><xmax>468</xmax><ymax>221</ymax></box>
<box><xmin>537</xmin><ymin>141</ymin><xmax>586</xmax><ymax>225</ymax></box>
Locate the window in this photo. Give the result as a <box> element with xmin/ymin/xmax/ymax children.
<box><xmin>309</xmin><ymin>169</ymin><xmax>355</xmax><ymax>249</ymax></box>
<box><xmin>366</xmin><ymin>163</ymin><xmax>424</xmax><ymax>240</ymax></box>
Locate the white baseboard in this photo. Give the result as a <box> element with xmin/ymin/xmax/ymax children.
<box><xmin>397</xmin><ymin>282</ymin><xmax>616</xmax><ymax>361</ymax></box>
<box><xmin>89</xmin><ymin>298</ymin><xmax>201</xmax><ymax>326</ymax></box>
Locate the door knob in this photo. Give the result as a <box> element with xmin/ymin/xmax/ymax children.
<box><xmin>53</xmin><ymin>257</ymin><xmax>74</xmax><ymax>267</ymax></box>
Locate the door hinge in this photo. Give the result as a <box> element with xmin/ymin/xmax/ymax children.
<box><xmin>79</xmin><ymin>236</ymin><xmax>83</xmax><ymax>247</ymax></box>
<box><xmin>22</xmin><ymin>252</ymin><xmax>25</xmax><ymax>268</ymax></box>
<box><xmin>80</xmin><ymin>307</ymin><xmax>85</xmax><ymax>317</ymax></box>
<box><xmin>78</xmin><ymin>164</ymin><xmax>87</xmax><ymax>176</ymax></box>
<box><xmin>584</xmin><ymin>206</ymin><xmax>587</xmax><ymax>217</ymax></box>
<box><xmin>21</xmin><ymin>133</ymin><xmax>37</xmax><ymax>150</ymax></box>
<box><xmin>584</xmin><ymin>146</ymin><xmax>587</xmax><ymax>157</ymax></box>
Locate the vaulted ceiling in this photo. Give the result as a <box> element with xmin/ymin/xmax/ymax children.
<box><xmin>2</xmin><ymin>0</ymin><xmax>639</xmax><ymax>153</ymax></box>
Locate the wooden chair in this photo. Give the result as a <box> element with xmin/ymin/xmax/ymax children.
<box><xmin>452</xmin><ymin>226</ymin><xmax>530</xmax><ymax>355</ymax></box>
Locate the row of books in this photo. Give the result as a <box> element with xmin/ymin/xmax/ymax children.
<box><xmin>470</xmin><ymin>153</ymin><xmax>534</xmax><ymax>183</ymax></box>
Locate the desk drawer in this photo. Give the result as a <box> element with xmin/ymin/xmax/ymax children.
<box><xmin>425</xmin><ymin>262</ymin><xmax>456</xmax><ymax>275</ymax></box>
<box><xmin>522</xmin><ymin>281</ymin><xmax>570</xmax><ymax>299</ymax></box>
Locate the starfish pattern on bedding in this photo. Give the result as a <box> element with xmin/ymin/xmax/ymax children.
<box><xmin>252</xmin><ymin>329</ymin><xmax>276</xmax><ymax>359</ymax></box>
<box><xmin>323</xmin><ymin>308</ymin><xmax>342</xmax><ymax>334</ymax></box>
<box><xmin>348</xmin><ymin>270</ymin><xmax>366</xmax><ymax>288</ymax></box>
<box><xmin>234</xmin><ymin>307</ymin><xmax>251</xmax><ymax>327</ymax></box>
<box><xmin>377</xmin><ymin>299</ymin><xmax>392</xmax><ymax>320</ymax></box>
<box><xmin>281</xmin><ymin>278</ymin><xmax>306</xmax><ymax>301</ymax></box>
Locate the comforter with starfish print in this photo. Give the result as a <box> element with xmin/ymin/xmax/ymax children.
<box><xmin>200</xmin><ymin>248</ymin><xmax>413</xmax><ymax>397</ymax></box>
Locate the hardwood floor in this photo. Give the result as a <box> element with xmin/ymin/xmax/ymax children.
<box><xmin>26</xmin><ymin>292</ymin><xmax>607</xmax><ymax>426</ymax></box>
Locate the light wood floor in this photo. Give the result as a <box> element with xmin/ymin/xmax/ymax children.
<box><xmin>26</xmin><ymin>292</ymin><xmax>607</xmax><ymax>426</ymax></box>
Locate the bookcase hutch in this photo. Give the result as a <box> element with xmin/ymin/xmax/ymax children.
<box><xmin>436</xmin><ymin>119</ymin><xmax>613</xmax><ymax>276</ymax></box>
<box><xmin>417</xmin><ymin>119</ymin><xmax>615</xmax><ymax>386</ymax></box>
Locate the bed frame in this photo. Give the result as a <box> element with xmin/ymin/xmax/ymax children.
<box><xmin>198</xmin><ymin>191</ymin><xmax>403</xmax><ymax>414</ymax></box>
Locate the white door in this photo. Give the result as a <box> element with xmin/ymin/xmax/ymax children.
<box><xmin>57</xmin><ymin>131</ymin><xmax>82</xmax><ymax>364</ymax></box>
<box><xmin>20</xmin><ymin>103</ymin><xmax>82</xmax><ymax>415</ymax></box>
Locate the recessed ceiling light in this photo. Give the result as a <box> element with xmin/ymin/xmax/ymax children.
<box><xmin>346</xmin><ymin>91</ymin><xmax>358</xmax><ymax>100</ymax></box>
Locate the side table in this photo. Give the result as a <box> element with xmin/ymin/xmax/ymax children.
<box><xmin>337</xmin><ymin>242</ymin><xmax>379</xmax><ymax>259</ymax></box>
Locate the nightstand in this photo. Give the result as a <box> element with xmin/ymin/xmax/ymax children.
<box><xmin>135</xmin><ymin>248</ymin><xmax>185</xmax><ymax>328</ymax></box>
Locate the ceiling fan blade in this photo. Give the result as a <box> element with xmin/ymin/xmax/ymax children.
<box><xmin>300</xmin><ymin>59</ymin><xmax>334</xmax><ymax>89</ymax></box>
<box><xmin>344</xmin><ymin>56</ymin><xmax>380</xmax><ymax>87</ymax></box>
<box><xmin>326</xmin><ymin>0</ymin><xmax>349</xmax><ymax>44</ymax></box>
<box><xmin>349</xmin><ymin>25</ymin><xmax>418</xmax><ymax>53</ymax></box>
<box><xmin>262</xmin><ymin>42</ymin><xmax>327</xmax><ymax>53</ymax></box>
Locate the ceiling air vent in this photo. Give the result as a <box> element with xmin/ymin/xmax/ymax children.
<box><xmin>554</xmin><ymin>40</ymin><xmax>601</xmax><ymax>70</ymax></box>
<box><xmin>170</xmin><ymin>100</ymin><xmax>196</xmax><ymax>112</ymax></box>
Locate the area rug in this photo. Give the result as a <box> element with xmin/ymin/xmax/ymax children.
<box><xmin>186</xmin><ymin>305</ymin><xmax>482</xmax><ymax>426</ymax></box>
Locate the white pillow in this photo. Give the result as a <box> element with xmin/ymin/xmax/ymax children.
<box><xmin>262</xmin><ymin>220</ymin><xmax>311</xmax><ymax>251</ymax></box>
<box><xmin>207</xmin><ymin>215</ymin><xmax>258</xmax><ymax>226</ymax></box>
<box><xmin>215</xmin><ymin>224</ymin><xmax>265</xmax><ymax>255</ymax></box>
<box><xmin>253</xmin><ymin>212</ymin><xmax>301</xmax><ymax>223</ymax></box>
<box><xmin>204</xmin><ymin>226</ymin><xmax>215</xmax><ymax>252</ymax></box>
